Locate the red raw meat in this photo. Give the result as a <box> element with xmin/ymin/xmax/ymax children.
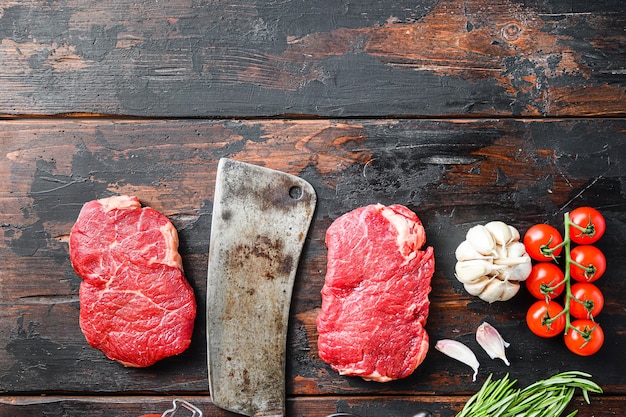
<box><xmin>316</xmin><ymin>204</ymin><xmax>434</xmax><ymax>382</ymax></box>
<box><xmin>69</xmin><ymin>196</ymin><xmax>196</xmax><ymax>367</ymax></box>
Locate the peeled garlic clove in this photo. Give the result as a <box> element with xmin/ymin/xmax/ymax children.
<box><xmin>466</xmin><ymin>225</ymin><xmax>496</xmax><ymax>256</ymax></box>
<box><xmin>435</xmin><ymin>339</ymin><xmax>479</xmax><ymax>382</ymax></box>
<box><xmin>476</xmin><ymin>322</ymin><xmax>510</xmax><ymax>366</ymax></box>
<box><xmin>455</xmin><ymin>259</ymin><xmax>493</xmax><ymax>284</ymax></box>
<box><xmin>485</xmin><ymin>221</ymin><xmax>513</xmax><ymax>245</ymax></box>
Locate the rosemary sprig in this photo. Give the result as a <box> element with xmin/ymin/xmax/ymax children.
<box><xmin>456</xmin><ymin>371</ymin><xmax>602</xmax><ymax>417</ymax></box>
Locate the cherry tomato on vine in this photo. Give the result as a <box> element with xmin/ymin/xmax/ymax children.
<box><xmin>569</xmin><ymin>207</ymin><xmax>606</xmax><ymax>245</ymax></box>
<box><xmin>526</xmin><ymin>300</ymin><xmax>566</xmax><ymax>338</ymax></box>
<box><xmin>525</xmin><ymin>262</ymin><xmax>565</xmax><ymax>300</ymax></box>
<box><xmin>569</xmin><ymin>282</ymin><xmax>604</xmax><ymax>320</ymax></box>
<box><xmin>570</xmin><ymin>245</ymin><xmax>606</xmax><ymax>283</ymax></box>
<box><xmin>523</xmin><ymin>224</ymin><xmax>563</xmax><ymax>261</ymax></box>
<box><xmin>564</xmin><ymin>319</ymin><xmax>604</xmax><ymax>356</ymax></box>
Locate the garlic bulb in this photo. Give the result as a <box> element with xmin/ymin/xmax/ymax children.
<box><xmin>455</xmin><ymin>221</ymin><xmax>531</xmax><ymax>303</ymax></box>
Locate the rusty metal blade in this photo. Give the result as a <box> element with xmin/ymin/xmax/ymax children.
<box><xmin>207</xmin><ymin>158</ymin><xmax>316</xmax><ymax>417</ymax></box>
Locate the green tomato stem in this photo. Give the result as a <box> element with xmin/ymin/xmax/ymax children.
<box><xmin>569</xmin><ymin>259</ymin><xmax>597</xmax><ymax>279</ymax></box>
<box><xmin>541</xmin><ymin>237</ymin><xmax>567</xmax><ymax>259</ymax></box>
<box><xmin>570</xmin><ymin>213</ymin><xmax>596</xmax><ymax>239</ymax></box>
<box><xmin>561</xmin><ymin>213</ymin><xmax>591</xmax><ymax>338</ymax></box>
<box><xmin>539</xmin><ymin>213</ymin><xmax>574</xmax><ymax>329</ymax></box>
<box><xmin>538</xmin><ymin>212</ymin><xmax>602</xmax><ymax>344</ymax></box>
<box><xmin>541</xmin><ymin>277</ymin><xmax>566</xmax><ymax>296</ymax></box>
<box><xmin>543</xmin><ymin>212</ymin><xmax>589</xmax><ymax>337</ymax></box>
<box><xmin>563</xmin><ymin>212</ymin><xmax>574</xmax><ymax>335</ymax></box>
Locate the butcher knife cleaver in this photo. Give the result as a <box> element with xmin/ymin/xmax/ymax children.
<box><xmin>207</xmin><ymin>158</ymin><xmax>317</xmax><ymax>417</ymax></box>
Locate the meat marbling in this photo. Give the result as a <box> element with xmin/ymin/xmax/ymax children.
<box><xmin>69</xmin><ymin>195</ymin><xmax>196</xmax><ymax>367</ymax></box>
<box><xmin>316</xmin><ymin>203</ymin><xmax>434</xmax><ymax>382</ymax></box>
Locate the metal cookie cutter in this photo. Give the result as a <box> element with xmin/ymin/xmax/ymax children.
<box><xmin>325</xmin><ymin>412</ymin><xmax>433</xmax><ymax>417</ymax></box>
<box><xmin>325</xmin><ymin>414</ymin><xmax>361</xmax><ymax>417</ymax></box>
<box><xmin>326</xmin><ymin>413</ymin><xmax>360</xmax><ymax>417</ymax></box>
<box><xmin>161</xmin><ymin>399</ymin><xmax>202</xmax><ymax>417</ymax></box>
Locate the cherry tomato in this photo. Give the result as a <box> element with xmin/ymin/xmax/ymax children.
<box><xmin>525</xmin><ymin>262</ymin><xmax>565</xmax><ymax>300</ymax></box>
<box><xmin>523</xmin><ymin>224</ymin><xmax>563</xmax><ymax>261</ymax></box>
<box><xmin>569</xmin><ymin>282</ymin><xmax>604</xmax><ymax>320</ymax></box>
<box><xmin>526</xmin><ymin>300</ymin><xmax>566</xmax><ymax>338</ymax></box>
<box><xmin>570</xmin><ymin>245</ymin><xmax>606</xmax><ymax>282</ymax></box>
<box><xmin>564</xmin><ymin>319</ymin><xmax>604</xmax><ymax>356</ymax></box>
<box><xmin>569</xmin><ymin>207</ymin><xmax>606</xmax><ymax>245</ymax></box>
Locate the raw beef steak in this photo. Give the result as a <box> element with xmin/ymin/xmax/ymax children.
<box><xmin>316</xmin><ymin>204</ymin><xmax>434</xmax><ymax>382</ymax></box>
<box><xmin>69</xmin><ymin>195</ymin><xmax>196</xmax><ymax>367</ymax></box>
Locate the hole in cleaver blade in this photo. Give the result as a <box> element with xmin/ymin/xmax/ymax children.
<box><xmin>206</xmin><ymin>158</ymin><xmax>317</xmax><ymax>417</ymax></box>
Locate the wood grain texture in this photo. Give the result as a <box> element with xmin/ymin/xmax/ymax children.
<box><xmin>0</xmin><ymin>395</ymin><xmax>624</xmax><ymax>417</ymax></box>
<box><xmin>0</xmin><ymin>0</ymin><xmax>624</xmax><ymax>118</ymax></box>
<box><xmin>1</xmin><ymin>0</ymin><xmax>625</xmax><ymax>415</ymax></box>
<box><xmin>1</xmin><ymin>119</ymin><xmax>625</xmax><ymax>416</ymax></box>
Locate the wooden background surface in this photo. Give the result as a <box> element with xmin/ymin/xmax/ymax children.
<box><xmin>1</xmin><ymin>0</ymin><xmax>625</xmax><ymax>416</ymax></box>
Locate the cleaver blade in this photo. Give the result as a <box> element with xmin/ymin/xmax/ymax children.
<box><xmin>207</xmin><ymin>158</ymin><xmax>316</xmax><ymax>417</ymax></box>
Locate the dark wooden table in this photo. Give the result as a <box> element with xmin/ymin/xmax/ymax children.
<box><xmin>1</xmin><ymin>0</ymin><xmax>625</xmax><ymax>416</ymax></box>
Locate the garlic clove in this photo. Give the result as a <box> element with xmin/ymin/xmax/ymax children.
<box><xmin>462</xmin><ymin>275</ymin><xmax>493</xmax><ymax>295</ymax></box>
<box><xmin>476</xmin><ymin>277</ymin><xmax>520</xmax><ymax>303</ymax></box>
<box><xmin>474</xmin><ymin>278</ymin><xmax>503</xmax><ymax>303</ymax></box>
<box><xmin>466</xmin><ymin>225</ymin><xmax>496</xmax><ymax>256</ymax></box>
<box><xmin>497</xmin><ymin>279</ymin><xmax>521</xmax><ymax>301</ymax></box>
<box><xmin>497</xmin><ymin>257</ymin><xmax>532</xmax><ymax>281</ymax></box>
<box><xmin>490</xmin><ymin>241</ymin><xmax>533</xmax><ymax>281</ymax></box>
<box><xmin>493</xmin><ymin>242</ymin><xmax>530</xmax><ymax>265</ymax></box>
<box><xmin>476</xmin><ymin>322</ymin><xmax>510</xmax><ymax>366</ymax></box>
<box><xmin>494</xmin><ymin>243</ymin><xmax>507</xmax><ymax>260</ymax></box>
<box><xmin>455</xmin><ymin>240</ymin><xmax>491</xmax><ymax>262</ymax></box>
<box><xmin>455</xmin><ymin>259</ymin><xmax>494</xmax><ymax>284</ymax></box>
<box><xmin>435</xmin><ymin>339</ymin><xmax>480</xmax><ymax>382</ymax></box>
<box><xmin>508</xmin><ymin>225</ymin><xmax>521</xmax><ymax>242</ymax></box>
<box><xmin>485</xmin><ymin>221</ymin><xmax>513</xmax><ymax>245</ymax></box>
<box><xmin>506</xmin><ymin>241</ymin><xmax>528</xmax><ymax>258</ymax></box>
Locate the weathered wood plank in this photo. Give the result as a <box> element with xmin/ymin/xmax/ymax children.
<box><xmin>1</xmin><ymin>119</ymin><xmax>624</xmax><ymax>402</ymax></box>
<box><xmin>0</xmin><ymin>394</ymin><xmax>622</xmax><ymax>417</ymax></box>
<box><xmin>0</xmin><ymin>0</ymin><xmax>624</xmax><ymax>118</ymax></box>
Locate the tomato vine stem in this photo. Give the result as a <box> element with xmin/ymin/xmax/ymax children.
<box><xmin>563</xmin><ymin>213</ymin><xmax>574</xmax><ymax>333</ymax></box>
<box><xmin>562</xmin><ymin>212</ymin><xmax>596</xmax><ymax>342</ymax></box>
<box><xmin>539</xmin><ymin>213</ymin><xmax>593</xmax><ymax>339</ymax></box>
<box><xmin>569</xmin><ymin>259</ymin><xmax>598</xmax><ymax>279</ymax></box>
<box><xmin>540</xmin><ymin>238</ymin><xmax>566</xmax><ymax>262</ymax></box>
<box><xmin>570</xmin><ymin>213</ymin><xmax>597</xmax><ymax>239</ymax></box>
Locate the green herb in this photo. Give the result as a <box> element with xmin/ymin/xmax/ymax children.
<box><xmin>456</xmin><ymin>371</ymin><xmax>602</xmax><ymax>417</ymax></box>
